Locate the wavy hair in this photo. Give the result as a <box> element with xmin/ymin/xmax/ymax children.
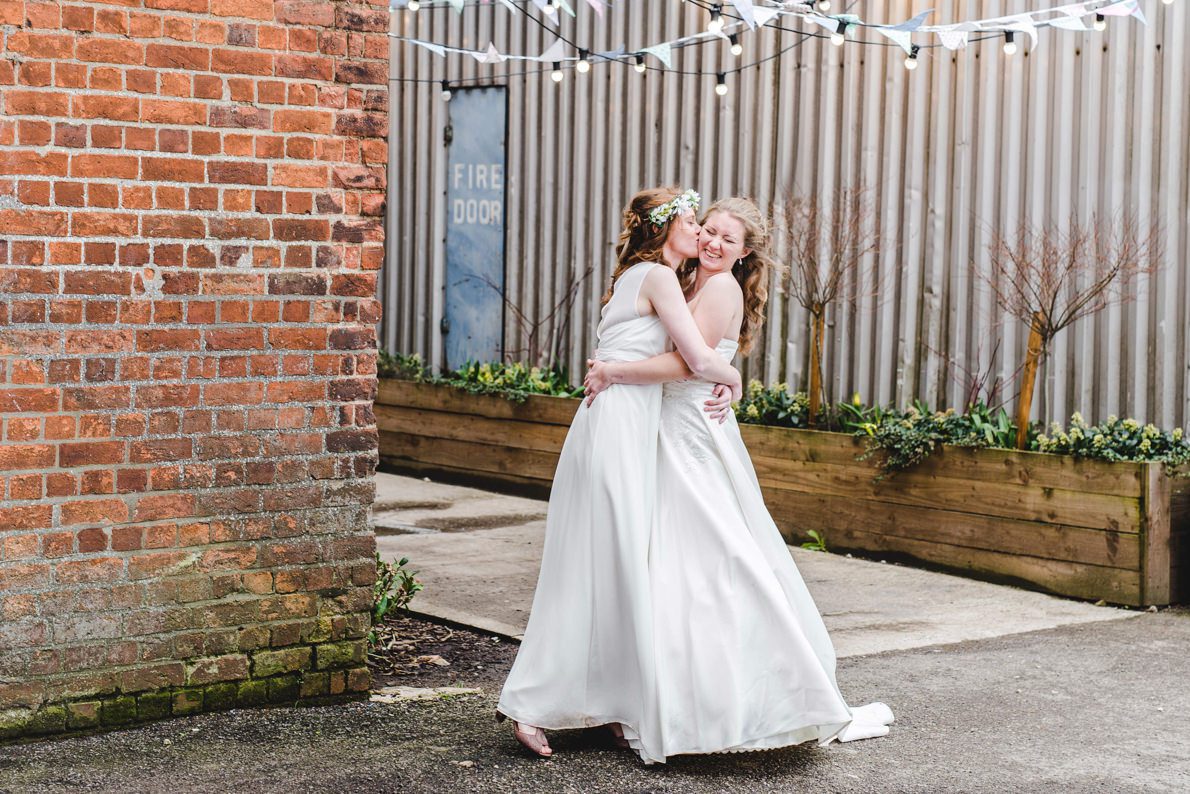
<box><xmin>601</xmin><ymin>186</ymin><xmax>686</xmax><ymax>305</ymax></box>
<box><xmin>678</xmin><ymin>197</ymin><xmax>783</xmax><ymax>354</ymax></box>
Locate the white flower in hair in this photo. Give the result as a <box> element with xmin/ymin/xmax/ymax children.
<box><xmin>648</xmin><ymin>189</ymin><xmax>701</xmax><ymax>227</ymax></box>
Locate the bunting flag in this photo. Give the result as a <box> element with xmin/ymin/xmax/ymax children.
<box><xmin>1100</xmin><ymin>0</ymin><xmax>1146</xmax><ymax>25</ymax></box>
<box><xmin>539</xmin><ymin>38</ymin><xmax>566</xmax><ymax>62</ymax></box>
<box><xmin>642</xmin><ymin>42</ymin><xmax>673</xmax><ymax>70</ymax></box>
<box><xmin>448</xmin><ymin>0</ymin><xmax>463</xmax><ymax>13</ymax></box>
<box><xmin>936</xmin><ymin>29</ymin><xmax>970</xmax><ymax>50</ymax></box>
<box><xmin>730</xmin><ymin>0</ymin><xmax>756</xmax><ymax>30</ymax></box>
<box><xmin>584</xmin><ymin>0</ymin><xmax>606</xmax><ymax>16</ymax></box>
<box><xmin>875</xmin><ymin>27</ymin><xmax>914</xmax><ymax>55</ymax></box>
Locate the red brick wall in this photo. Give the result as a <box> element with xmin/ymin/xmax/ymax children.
<box><xmin>0</xmin><ymin>0</ymin><xmax>387</xmax><ymax>737</ymax></box>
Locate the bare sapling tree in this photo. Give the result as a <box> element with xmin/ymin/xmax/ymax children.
<box><xmin>981</xmin><ymin>213</ymin><xmax>1162</xmax><ymax>449</ymax></box>
<box><xmin>480</xmin><ymin>263</ymin><xmax>594</xmax><ymax>370</ymax></box>
<box><xmin>781</xmin><ymin>186</ymin><xmax>881</xmax><ymax>425</ymax></box>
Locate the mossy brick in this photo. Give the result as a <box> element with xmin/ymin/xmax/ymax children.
<box><xmin>236</xmin><ymin>680</ymin><xmax>269</xmax><ymax>707</ymax></box>
<box><xmin>251</xmin><ymin>646</ymin><xmax>312</xmax><ymax>678</ymax></box>
<box><xmin>66</xmin><ymin>700</ymin><xmax>102</xmax><ymax>730</ymax></box>
<box><xmin>21</xmin><ymin>705</ymin><xmax>67</xmax><ymax>736</ymax></box>
<box><xmin>303</xmin><ymin>617</ymin><xmax>335</xmax><ymax>643</ymax></box>
<box><xmin>101</xmin><ymin>695</ymin><xmax>137</xmax><ymax>726</ymax></box>
<box><xmin>314</xmin><ymin>641</ymin><xmax>364</xmax><ymax>671</ymax></box>
<box><xmin>266</xmin><ymin>673</ymin><xmax>301</xmax><ymax>703</ymax></box>
<box><xmin>172</xmin><ymin>688</ymin><xmax>203</xmax><ymax>715</ymax></box>
<box><xmin>136</xmin><ymin>691</ymin><xmax>172</xmax><ymax>721</ymax></box>
<box><xmin>0</xmin><ymin>714</ymin><xmax>31</xmax><ymax>741</ymax></box>
<box><xmin>299</xmin><ymin>671</ymin><xmax>329</xmax><ymax>698</ymax></box>
<box><xmin>203</xmin><ymin>682</ymin><xmax>238</xmax><ymax>711</ymax></box>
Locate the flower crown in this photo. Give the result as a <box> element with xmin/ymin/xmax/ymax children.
<box><xmin>647</xmin><ymin>189</ymin><xmax>701</xmax><ymax>228</ymax></box>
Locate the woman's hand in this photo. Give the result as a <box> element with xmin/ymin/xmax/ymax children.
<box><xmin>584</xmin><ymin>359</ymin><xmax>615</xmax><ymax>405</ymax></box>
<box><xmin>724</xmin><ymin>366</ymin><xmax>743</xmax><ymax>402</ymax></box>
<box><xmin>703</xmin><ymin>384</ymin><xmax>734</xmax><ymax>424</ymax></box>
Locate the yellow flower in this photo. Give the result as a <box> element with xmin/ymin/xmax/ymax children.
<box><xmin>852</xmin><ymin>392</ymin><xmax>863</xmax><ymax>406</ymax></box>
<box><xmin>1070</xmin><ymin>411</ymin><xmax>1085</xmax><ymax>426</ymax></box>
<box><xmin>1174</xmin><ymin>428</ymin><xmax>1184</xmax><ymax>442</ymax></box>
<box><xmin>1123</xmin><ymin>418</ymin><xmax>1140</xmax><ymax>432</ymax></box>
<box><xmin>1143</xmin><ymin>423</ymin><xmax>1159</xmax><ymax>438</ymax></box>
<box><xmin>1140</xmin><ymin>439</ymin><xmax>1152</xmax><ymax>453</ymax></box>
<box><xmin>746</xmin><ymin>404</ymin><xmax>760</xmax><ymax>420</ymax></box>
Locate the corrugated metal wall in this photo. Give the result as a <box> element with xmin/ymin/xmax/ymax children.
<box><xmin>383</xmin><ymin>1</ymin><xmax>1190</xmax><ymax>428</ymax></box>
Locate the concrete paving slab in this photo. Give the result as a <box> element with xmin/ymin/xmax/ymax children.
<box><xmin>373</xmin><ymin>473</ymin><xmax>1135</xmax><ymax>657</ymax></box>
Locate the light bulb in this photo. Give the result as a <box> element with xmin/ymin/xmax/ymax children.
<box><xmin>729</xmin><ymin>34</ymin><xmax>743</xmax><ymax>56</ymax></box>
<box><xmin>634</xmin><ymin>55</ymin><xmax>646</xmax><ymax>74</ymax></box>
<box><xmin>904</xmin><ymin>45</ymin><xmax>919</xmax><ymax>70</ymax></box>
<box><xmin>1163</xmin><ymin>0</ymin><xmax>1174</xmax><ymax>6</ymax></box>
<box><xmin>1093</xmin><ymin>14</ymin><xmax>1107</xmax><ymax>32</ymax></box>
<box><xmin>715</xmin><ymin>73</ymin><xmax>728</xmax><ymax>95</ymax></box>
<box><xmin>576</xmin><ymin>50</ymin><xmax>591</xmax><ymax>73</ymax></box>
<box><xmin>551</xmin><ymin>62</ymin><xmax>564</xmax><ymax>83</ymax></box>
<box><xmin>407</xmin><ymin>0</ymin><xmax>419</xmax><ymax>10</ymax></box>
<box><xmin>708</xmin><ymin>6</ymin><xmax>723</xmax><ymax>34</ymax></box>
<box><xmin>1003</xmin><ymin>32</ymin><xmax>1017</xmax><ymax>55</ymax></box>
<box><xmin>544</xmin><ymin>0</ymin><xmax>557</xmax><ymax>16</ymax></box>
<box><xmin>441</xmin><ymin>84</ymin><xmax>452</xmax><ymax>102</ymax></box>
<box><xmin>817</xmin><ymin>0</ymin><xmax>831</xmax><ymax>11</ymax></box>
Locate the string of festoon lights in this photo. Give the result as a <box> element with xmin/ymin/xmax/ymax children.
<box><xmin>388</xmin><ymin>0</ymin><xmax>1173</xmax><ymax>97</ymax></box>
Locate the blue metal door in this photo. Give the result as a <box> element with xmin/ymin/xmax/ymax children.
<box><xmin>443</xmin><ymin>86</ymin><xmax>507</xmax><ymax>370</ymax></box>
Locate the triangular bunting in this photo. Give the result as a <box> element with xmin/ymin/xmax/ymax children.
<box><xmin>875</xmin><ymin>27</ymin><xmax>914</xmax><ymax>55</ymax></box>
<box><xmin>538</xmin><ymin>38</ymin><xmax>566</xmax><ymax>62</ymax></box>
<box><xmin>936</xmin><ymin>29</ymin><xmax>969</xmax><ymax>50</ymax></box>
<box><xmin>731</xmin><ymin>0</ymin><xmax>757</xmax><ymax>30</ymax></box>
<box><xmin>448</xmin><ymin>0</ymin><xmax>463</xmax><ymax>13</ymax></box>
<box><xmin>642</xmin><ymin>42</ymin><xmax>672</xmax><ymax>70</ymax></box>
<box><xmin>583</xmin><ymin>0</ymin><xmax>606</xmax><ymax>16</ymax></box>
<box><xmin>890</xmin><ymin>9</ymin><xmax>932</xmax><ymax>32</ymax></box>
<box><xmin>753</xmin><ymin>7</ymin><xmax>780</xmax><ymax>29</ymax></box>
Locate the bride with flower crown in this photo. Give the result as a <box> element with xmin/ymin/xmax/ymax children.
<box><xmin>496</xmin><ymin>187</ymin><xmax>742</xmax><ymax>762</ymax></box>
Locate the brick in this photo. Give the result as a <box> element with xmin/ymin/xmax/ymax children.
<box><xmin>59</xmin><ymin>441</ymin><xmax>125</xmax><ymax>468</ymax></box>
<box><xmin>5</xmin><ymin>90</ymin><xmax>71</xmax><ymax>117</ymax></box>
<box><xmin>77</xmin><ymin>39</ymin><xmax>145</xmax><ymax>65</ymax></box>
<box><xmin>60</xmin><ymin>499</ymin><xmax>129</xmax><ymax>526</ymax></box>
<box><xmin>145</xmin><ymin>43</ymin><xmax>211</xmax><ymax>71</ymax></box>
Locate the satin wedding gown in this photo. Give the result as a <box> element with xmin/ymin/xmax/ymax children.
<box><xmin>497</xmin><ymin>261</ymin><xmax>671</xmax><ymax>763</ymax></box>
<box><xmin>650</xmin><ymin>338</ymin><xmax>894</xmax><ymax>759</ymax></box>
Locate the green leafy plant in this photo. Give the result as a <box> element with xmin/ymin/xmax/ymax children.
<box><xmin>378</xmin><ymin>350</ymin><xmax>430</xmax><ymax>381</ymax></box>
<box><xmin>370</xmin><ymin>553</ymin><xmax>423</xmax><ymax>646</ymax></box>
<box><xmin>442</xmin><ymin>360</ymin><xmax>582</xmax><ymax>402</ymax></box>
<box><xmin>1036</xmin><ymin>413</ymin><xmax>1190</xmax><ymax>467</ymax></box>
<box><xmin>800</xmin><ymin>529</ymin><xmax>828</xmax><ymax>552</ymax></box>
<box><xmin>736</xmin><ymin>381</ymin><xmax>811</xmax><ymax>428</ymax></box>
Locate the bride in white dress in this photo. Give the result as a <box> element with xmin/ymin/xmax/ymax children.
<box><xmin>585</xmin><ymin>197</ymin><xmax>894</xmax><ymax>762</ymax></box>
<box><xmin>496</xmin><ymin>188</ymin><xmax>742</xmax><ymax>762</ymax></box>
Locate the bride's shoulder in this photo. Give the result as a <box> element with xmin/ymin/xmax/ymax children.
<box><xmin>703</xmin><ymin>272</ymin><xmax>743</xmax><ymax>298</ymax></box>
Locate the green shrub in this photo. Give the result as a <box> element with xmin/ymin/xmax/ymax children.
<box><xmin>370</xmin><ymin>554</ymin><xmax>423</xmax><ymax>646</ymax></box>
<box><xmin>442</xmin><ymin>360</ymin><xmax>583</xmax><ymax>402</ymax></box>
<box><xmin>378</xmin><ymin>350</ymin><xmax>429</xmax><ymax>381</ymax></box>
<box><xmin>1037</xmin><ymin>413</ymin><xmax>1190</xmax><ymax>466</ymax></box>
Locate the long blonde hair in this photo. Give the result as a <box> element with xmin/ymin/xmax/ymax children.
<box><xmin>678</xmin><ymin>197</ymin><xmax>781</xmax><ymax>354</ymax></box>
<box><xmin>602</xmin><ymin>186</ymin><xmax>685</xmax><ymax>305</ymax></box>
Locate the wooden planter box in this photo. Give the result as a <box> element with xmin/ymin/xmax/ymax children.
<box><xmin>376</xmin><ymin>379</ymin><xmax>1189</xmax><ymax>607</ymax></box>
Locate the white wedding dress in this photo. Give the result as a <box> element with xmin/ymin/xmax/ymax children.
<box><xmin>497</xmin><ymin>261</ymin><xmax>671</xmax><ymax>763</ymax></box>
<box><xmin>649</xmin><ymin>338</ymin><xmax>894</xmax><ymax>759</ymax></box>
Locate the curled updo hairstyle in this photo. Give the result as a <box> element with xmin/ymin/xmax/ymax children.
<box><xmin>678</xmin><ymin>197</ymin><xmax>783</xmax><ymax>354</ymax></box>
<box><xmin>601</xmin><ymin>186</ymin><xmax>685</xmax><ymax>305</ymax></box>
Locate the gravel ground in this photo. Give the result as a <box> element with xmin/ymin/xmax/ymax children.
<box><xmin>3</xmin><ymin>611</ymin><xmax>1189</xmax><ymax>794</ymax></box>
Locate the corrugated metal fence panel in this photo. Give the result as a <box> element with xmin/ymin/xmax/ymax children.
<box><xmin>384</xmin><ymin>1</ymin><xmax>1190</xmax><ymax>428</ymax></box>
